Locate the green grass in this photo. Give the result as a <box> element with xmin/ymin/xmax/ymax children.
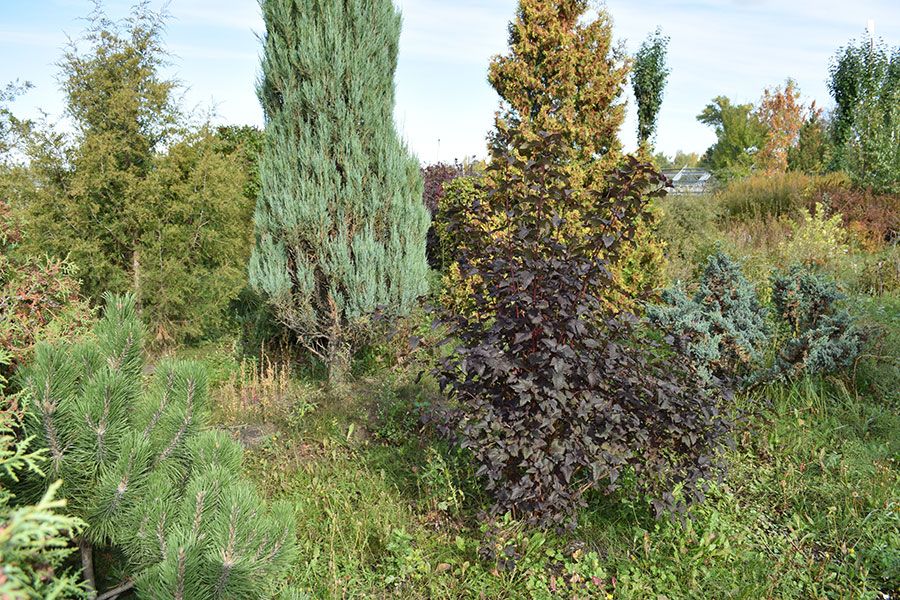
<box><xmin>179</xmin><ymin>222</ymin><xmax>899</xmax><ymax>599</ymax></box>
<box><xmin>200</xmin><ymin>345</ymin><xmax>898</xmax><ymax>599</ymax></box>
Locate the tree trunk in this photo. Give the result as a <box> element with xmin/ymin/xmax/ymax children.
<box><xmin>325</xmin><ymin>293</ymin><xmax>349</xmax><ymax>386</ymax></box>
<box><xmin>132</xmin><ymin>244</ymin><xmax>141</xmax><ymax>310</ymax></box>
<box><xmin>326</xmin><ymin>333</ymin><xmax>350</xmax><ymax>387</ymax></box>
<box><xmin>80</xmin><ymin>537</ymin><xmax>97</xmax><ymax>598</ymax></box>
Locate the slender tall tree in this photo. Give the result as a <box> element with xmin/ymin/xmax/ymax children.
<box><xmin>828</xmin><ymin>36</ymin><xmax>900</xmax><ymax>192</ymax></box>
<box><xmin>250</xmin><ymin>0</ymin><xmax>430</xmax><ymax>382</ymax></box>
<box><xmin>632</xmin><ymin>28</ymin><xmax>670</xmax><ymax>155</ymax></box>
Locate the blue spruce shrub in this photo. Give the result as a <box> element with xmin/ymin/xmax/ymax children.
<box><xmin>769</xmin><ymin>265</ymin><xmax>864</xmax><ymax>378</ymax></box>
<box><xmin>648</xmin><ymin>252</ymin><xmax>769</xmax><ymax>382</ymax></box>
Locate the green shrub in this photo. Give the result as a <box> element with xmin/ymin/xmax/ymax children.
<box><xmin>1</xmin><ymin>397</ymin><xmax>85</xmax><ymax>599</ymax></box>
<box><xmin>0</xmin><ymin>199</ymin><xmax>92</xmax><ymax>384</ymax></box>
<box><xmin>648</xmin><ymin>252</ymin><xmax>769</xmax><ymax>382</ymax></box>
<box><xmin>767</xmin><ymin>266</ymin><xmax>865</xmax><ymax>379</ymax></box>
<box><xmin>434</xmin><ymin>176</ymin><xmax>489</xmax><ymax>318</ymax></box>
<box><xmin>611</xmin><ymin>206</ymin><xmax>668</xmax><ymax>311</ymax></box>
<box><xmin>19</xmin><ymin>294</ymin><xmax>295</xmax><ymax>598</ymax></box>
<box><xmin>435</xmin><ymin>175</ymin><xmax>486</xmax><ymax>270</ymax></box>
<box><xmin>777</xmin><ymin>202</ymin><xmax>851</xmax><ymax>269</ymax></box>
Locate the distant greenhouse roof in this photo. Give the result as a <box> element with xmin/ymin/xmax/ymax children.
<box><xmin>661</xmin><ymin>167</ymin><xmax>716</xmax><ymax>194</ymax></box>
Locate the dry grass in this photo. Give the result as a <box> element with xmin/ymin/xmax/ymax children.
<box><xmin>213</xmin><ymin>351</ymin><xmax>315</xmax><ymax>428</ymax></box>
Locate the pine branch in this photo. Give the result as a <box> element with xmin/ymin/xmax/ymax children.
<box><xmin>156</xmin><ymin>377</ymin><xmax>195</xmax><ymax>464</ymax></box>
<box><xmin>142</xmin><ymin>369</ymin><xmax>175</xmax><ymax>437</ymax></box>
<box><xmin>214</xmin><ymin>504</ymin><xmax>240</xmax><ymax>596</ymax></box>
<box><xmin>175</xmin><ymin>547</ymin><xmax>186</xmax><ymax>600</ymax></box>
<box><xmin>96</xmin><ymin>579</ymin><xmax>134</xmax><ymax>600</ymax></box>
<box><xmin>40</xmin><ymin>378</ymin><xmax>65</xmax><ymax>470</ymax></box>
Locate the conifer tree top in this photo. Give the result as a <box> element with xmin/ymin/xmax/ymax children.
<box><xmin>489</xmin><ymin>0</ymin><xmax>628</xmax><ymax>166</ymax></box>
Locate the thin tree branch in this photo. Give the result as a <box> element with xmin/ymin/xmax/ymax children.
<box><xmin>96</xmin><ymin>579</ymin><xmax>135</xmax><ymax>600</ymax></box>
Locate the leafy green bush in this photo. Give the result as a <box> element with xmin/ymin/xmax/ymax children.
<box><xmin>434</xmin><ymin>175</ymin><xmax>489</xmax><ymax>317</ymax></box>
<box><xmin>0</xmin><ymin>199</ymin><xmax>92</xmax><ymax>384</ymax></box>
<box><xmin>768</xmin><ymin>266</ymin><xmax>865</xmax><ymax>379</ymax></box>
<box><xmin>648</xmin><ymin>252</ymin><xmax>769</xmax><ymax>382</ymax></box>
<box><xmin>438</xmin><ymin>132</ymin><xmax>730</xmax><ymax>527</ymax></box>
<box><xmin>19</xmin><ymin>294</ymin><xmax>295</xmax><ymax>598</ymax></box>
<box><xmin>777</xmin><ymin>202</ymin><xmax>850</xmax><ymax>269</ymax></box>
<box><xmin>1</xmin><ymin>397</ymin><xmax>85</xmax><ymax>599</ymax></box>
<box><xmin>435</xmin><ymin>175</ymin><xmax>486</xmax><ymax>270</ymax></box>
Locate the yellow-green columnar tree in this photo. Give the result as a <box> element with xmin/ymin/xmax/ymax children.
<box><xmin>250</xmin><ymin>0</ymin><xmax>430</xmax><ymax>382</ymax></box>
<box><xmin>481</xmin><ymin>0</ymin><xmax>665</xmax><ymax>310</ymax></box>
<box><xmin>487</xmin><ymin>0</ymin><xmax>628</xmax><ymax>202</ymax></box>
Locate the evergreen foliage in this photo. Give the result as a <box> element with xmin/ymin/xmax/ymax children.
<box><xmin>1</xmin><ymin>395</ymin><xmax>84</xmax><ymax>600</ymax></box>
<box><xmin>484</xmin><ymin>0</ymin><xmax>664</xmax><ymax>310</ymax></box>
<box><xmin>632</xmin><ymin>28</ymin><xmax>670</xmax><ymax>152</ymax></box>
<box><xmin>788</xmin><ymin>103</ymin><xmax>832</xmax><ymax>174</ymax></box>
<box><xmin>18</xmin><ymin>294</ymin><xmax>295</xmax><ymax>598</ymax></box>
<box><xmin>0</xmin><ymin>81</ymin><xmax>31</xmax><ymax>160</ymax></box>
<box><xmin>15</xmin><ymin>5</ymin><xmax>252</xmax><ymax>344</ymax></box>
<box><xmin>769</xmin><ymin>266</ymin><xmax>865</xmax><ymax>378</ymax></box>
<box><xmin>487</xmin><ymin>0</ymin><xmax>627</xmax><ymax>215</ymax></box>
<box><xmin>21</xmin><ymin>3</ymin><xmax>178</xmax><ymax>301</ymax></box>
<box><xmin>250</xmin><ymin>0</ymin><xmax>430</xmax><ymax>382</ymax></box>
<box><xmin>437</xmin><ymin>131</ymin><xmax>730</xmax><ymax>527</ymax></box>
<box><xmin>653</xmin><ymin>254</ymin><xmax>865</xmax><ymax>384</ymax></box>
<box><xmin>648</xmin><ymin>252</ymin><xmax>769</xmax><ymax>383</ymax></box>
<box><xmin>140</xmin><ymin>127</ymin><xmax>255</xmax><ymax>342</ymax></box>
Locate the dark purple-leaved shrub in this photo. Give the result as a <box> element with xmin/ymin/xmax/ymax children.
<box><xmin>436</xmin><ymin>131</ymin><xmax>731</xmax><ymax>527</ymax></box>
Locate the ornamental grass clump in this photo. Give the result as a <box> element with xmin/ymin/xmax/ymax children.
<box><xmin>18</xmin><ymin>294</ymin><xmax>295</xmax><ymax>599</ymax></box>
<box><xmin>437</xmin><ymin>130</ymin><xmax>731</xmax><ymax>528</ymax></box>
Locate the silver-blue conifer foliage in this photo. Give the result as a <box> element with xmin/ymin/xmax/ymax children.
<box><xmin>250</xmin><ymin>0</ymin><xmax>430</xmax><ymax>368</ymax></box>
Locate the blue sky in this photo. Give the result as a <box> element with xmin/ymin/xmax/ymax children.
<box><xmin>1</xmin><ymin>0</ymin><xmax>897</xmax><ymax>162</ymax></box>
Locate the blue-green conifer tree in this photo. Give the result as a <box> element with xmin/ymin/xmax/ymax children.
<box><xmin>250</xmin><ymin>0</ymin><xmax>430</xmax><ymax>382</ymax></box>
